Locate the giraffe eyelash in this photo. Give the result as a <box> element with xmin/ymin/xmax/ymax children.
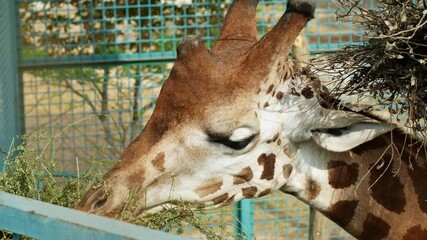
<box><xmin>207</xmin><ymin>132</ymin><xmax>258</xmax><ymax>150</ymax></box>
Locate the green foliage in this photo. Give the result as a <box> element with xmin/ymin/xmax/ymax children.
<box><xmin>0</xmin><ymin>133</ymin><xmax>237</xmax><ymax>239</ymax></box>
<box><xmin>0</xmin><ymin>133</ymin><xmax>102</xmax><ymax>207</ymax></box>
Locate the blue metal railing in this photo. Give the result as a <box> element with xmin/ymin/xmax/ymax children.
<box><xmin>0</xmin><ymin>191</ymin><xmax>188</xmax><ymax>240</ymax></box>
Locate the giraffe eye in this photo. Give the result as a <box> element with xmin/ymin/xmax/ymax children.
<box><xmin>207</xmin><ymin>127</ymin><xmax>258</xmax><ymax>150</ymax></box>
<box><xmin>209</xmin><ymin>134</ymin><xmax>257</xmax><ymax>150</ymax></box>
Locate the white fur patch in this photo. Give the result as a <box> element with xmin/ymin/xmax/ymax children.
<box><xmin>312</xmin><ymin>122</ymin><xmax>395</xmax><ymax>152</ymax></box>
<box><xmin>229</xmin><ymin>127</ymin><xmax>256</xmax><ymax>142</ymax></box>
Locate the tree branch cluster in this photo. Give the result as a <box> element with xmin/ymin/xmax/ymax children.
<box><xmin>318</xmin><ymin>0</ymin><xmax>427</xmax><ymax>137</ymax></box>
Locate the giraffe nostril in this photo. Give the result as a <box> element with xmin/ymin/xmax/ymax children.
<box><xmin>92</xmin><ymin>197</ymin><xmax>107</xmax><ymax>211</ymax></box>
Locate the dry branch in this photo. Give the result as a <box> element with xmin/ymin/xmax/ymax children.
<box><xmin>315</xmin><ymin>0</ymin><xmax>427</xmax><ymax>138</ymax></box>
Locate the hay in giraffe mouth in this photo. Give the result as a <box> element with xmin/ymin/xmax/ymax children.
<box><xmin>124</xmin><ymin>200</ymin><xmax>206</xmax><ymax>216</ymax></box>
<box><xmin>117</xmin><ymin>201</ymin><xmax>233</xmax><ymax>237</ymax></box>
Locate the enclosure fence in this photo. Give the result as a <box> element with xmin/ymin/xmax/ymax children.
<box><xmin>0</xmin><ymin>0</ymin><xmax>373</xmax><ymax>239</ymax></box>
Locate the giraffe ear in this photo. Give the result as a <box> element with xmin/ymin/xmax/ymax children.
<box><xmin>311</xmin><ymin>112</ymin><xmax>396</xmax><ymax>152</ymax></box>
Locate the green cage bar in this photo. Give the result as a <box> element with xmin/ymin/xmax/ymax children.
<box><xmin>0</xmin><ymin>0</ymin><xmax>25</xmax><ymax>169</ymax></box>
<box><xmin>234</xmin><ymin>199</ymin><xmax>254</xmax><ymax>239</ymax></box>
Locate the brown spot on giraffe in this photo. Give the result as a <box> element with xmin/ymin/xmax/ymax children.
<box><xmin>369</xmin><ymin>155</ymin><xmax>406</xmax><ymax>214</ymax></box>
<box><xmin>266</xmin><ymin>84</ymin><xmax>274</xmax><ymax>94</ymax></box>
<box><xmin>327</xmin><ymin>160</ymin><xmax>359</xmax><ymax>189</ymax></box>
<box><xmin>276</xmin><ymin>91</ymin><xmax>284</xmax><ymax>100</ymax></box>
<box><xmin>282</xmin><ymin>164</ymin><xmax>293</xmax><ymax>178</ymax></box>
<box><xmin>359</xmin><ymin>213</ymin><xmax>391</xmax><ymax>240</ymax></box>
<box><xmin>283</xmin><ymin>145</ymin><xmax>295</xmax><ymax>158</ymax></box>
<box><xmin>266</xmin><ymin>133</ymin><xmax>279</xmax><ymax>144</ymax></box>
<box><xmin>290</xmin><ymin>88</ymin><xmax>300</xmax><ymax>97</ymax></box>
<box><xmin>263</xmin><ymin>102</ymin><xmax>269</xmax><ymax>108</ymax></box>
<box><xmin>242</xmin><ymin>186</ymin><xmax>258</xmax><ymax>198</ymax></box>
<box><xmin>276</xmin><ymin>138</ymin><xmax>282</xmax><ymax>146</ymax></box>
<box><xmin>325</xmin><ymin>200</ymin><xmax>358</xmax><ymax>227</ymax></box>
<box><xmin>305</xmin><ymin>178</ymin><xmax>321</xmax><ymax>200</ymax></box>
<box><xmin>257</xmin><ymin>153</ymin><xmax>276</xmax><ymax>180</ymax></box>
<box><xmin>151</xmin><ymin>152</ymin><xmax>166</xmax><ymax>172</ymax></box>
<box><xmin>402</xmin><ymin>225</ymin><xmax>427</xmax><ymax>240</ymax></box>
<box><xmin>271</xmin><ymin>133</ymin><xmax>279</xmax><ymax>142</ymax></box>
<box><xmin>233</xmin><ymin>167</ymin><xmax>253</xmax><ymax>185</ymax></box>
<box><xmin>222</xmin><ymin>194</ymin><xmax>235</xmax><ymax>206</ymax></box>
<box><xmin>195</xmin><ymin>178</ymin><xmax>223</xmax><ymax>197</ymax></box>
<box><xmin>212</xmin><ymin>193</ymin><xmax>229</xmax><ymax>205</ymax></box>
<box><xmin>301</xmin><ymin>86</ymin><xmax>314</xmax><ymax>99</ymax></box>
<box><xmin>128</xmin><ymin>169</ymin><xmax>146</xmax><ymax>183</ymax></box>
<box><xmin>258</xmin><ymin>188</ymin><xmax>271</xmax><ymax>197</ymax></box>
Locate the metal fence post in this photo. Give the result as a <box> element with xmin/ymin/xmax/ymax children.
<box><xmin>0</xmin><ymin>0</ymin><xmax>25</xmax><ymax>169</ymax></box>
<box><xmin>234</xmin><ymin>199</ymin><xmax>254</xmax><ymax>240</ymax></box>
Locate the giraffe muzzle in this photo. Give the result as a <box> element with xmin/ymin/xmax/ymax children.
<box><xmin>75</xmin><ymin>182</ymin><xmax>130</xmax><ymax>217</ymax></box>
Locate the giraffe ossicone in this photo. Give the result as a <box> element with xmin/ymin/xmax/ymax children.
<box><xmin>76</xmin><ymin>0</ymin><xmax>427</xmax><ymax>239</ymax></box>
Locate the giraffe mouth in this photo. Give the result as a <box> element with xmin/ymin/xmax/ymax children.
<box><xmin>134</xmin><ymin>192</ymin><xmax>239</xmax><ymax>216</ymax></box>
<box><xmin>140</xmin><ymin>202</ymin><xmax>229</xmax><ymax>218</ymax></box>
<box><xmin>141</xmin><ymin>203</ymin><xmax>176</xmax><ymax>214</ymax></box>
<box><xmin>135</xmin><ymin>200</ymin><xmax>208</xmax><ymax>216</ymax></box>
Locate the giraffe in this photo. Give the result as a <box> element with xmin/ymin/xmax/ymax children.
<box><xmin>75</xmin><ymin>0</ymin><xmax>427</xmax><ymax>239</ymax></box>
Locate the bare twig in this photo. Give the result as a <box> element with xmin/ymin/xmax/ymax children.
<box><xmin>315</xmin><ymin>0</ymin><xmax>427</xmax><ymax>138</ymax></box>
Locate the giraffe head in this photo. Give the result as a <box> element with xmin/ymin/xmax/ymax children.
<box><xmin>76</xmin><ymin>0</ymin><xmax>395</xmax><ymax>218</ymax></box>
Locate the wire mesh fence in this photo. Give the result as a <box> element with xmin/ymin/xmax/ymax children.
<box><xmin>6</xmin><ymin>0</ymin><xmax>373</xmax><ymax>239</ymax></box>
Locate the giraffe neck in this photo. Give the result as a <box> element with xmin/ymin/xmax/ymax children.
<box><xmin>285</xmin><ymin>130</ymin><xmax>427</xmax><ymax>240</ymax></box>
<box><xmin>259</xmin><ymin>63</ymin><xmax>427</xmax><ymax>239</ymax></box>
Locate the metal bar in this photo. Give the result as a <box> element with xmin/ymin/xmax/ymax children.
<box><xmin>17</xmin><ymin>48</ymin><xmax>341</xmax><ymax>70</ymax></box>
<box><xmin>0</xmin><ymin>0</ymin><xmax>25</xmax><ymax>168</ymax></box>
<box><xmin>234</xmin><ymin>199</ymin><xmax>254</xmax><ymax>240</ymax></box>
<box><xmin>18</xmin><ymin>53</ymin><xmax>177</xmax><ymax>69</ymax></box>
<box><xmin>0</xmin><ymin>191</ymin><xmax>188</xmax><ymax>240</ymax></box>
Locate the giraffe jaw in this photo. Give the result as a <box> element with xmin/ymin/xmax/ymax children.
<box><xmin>133</xmin><ymin>152</ymin><xmax>290</xmax><ymax>215</ymax></box>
